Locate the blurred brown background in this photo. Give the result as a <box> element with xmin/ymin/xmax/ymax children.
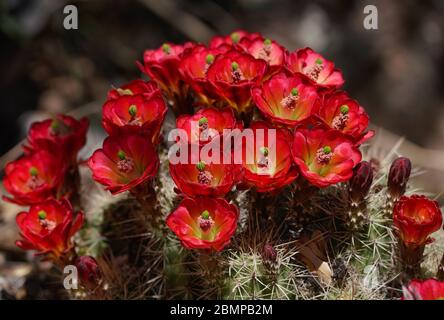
<box><xmin>0</xmin><ymin>0</ymin><xmax>443</xmax><ymax>197</ymax></box>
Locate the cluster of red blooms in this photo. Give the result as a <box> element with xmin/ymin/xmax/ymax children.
<box><xmin>137</xmin><ymin>30</ymin><xmax>374</xmax><ymax>251</ymax></box>
<box><xmin>2</xmin><ymin>30</ymin><xmax>443</xmax><ymax>298</ymax></box>
<box><xmin>2</xmin><ymin>115</ymin><xmax>88</xmax><ymax>262</ymax></box>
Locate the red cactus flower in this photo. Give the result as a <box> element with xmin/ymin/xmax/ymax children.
<box><xmin>243</xmin><ymin>37</ymin><xmax>287</xmax><ymax>75</ymax></box>
<box><xmin>403</xmin><ymin>279</ymin><xmax>444</xmax><ymax>300</ymax></box>
<box><xmin>206</xmin><ymin>50</ymin><xmax>267</xmax><ymax>113</ymax></box>
<box><xmin>178</xmin><ymin>44</ymin><xmax>230</xmax><ymax>101</ymax></box>
<box><xmin>251</xmin><ymin>72</ymin><xmax>319</xmax><ymax>127</ymax></box>
<box><xmin>102</xmin><ymin>91</ymin><xmax>167</xmax><ymax>141</ymax></box>
<box><xmin>139</xmin><ymin>42</ymin><xmax>193</xmax><ymax>98</ymax></box>
<box><xmin>170</xmin><ymin>157</ymin><xmax>242</xmax><ymax>197</ymax></box>
<box><xmin>3</xmin><ymin>150</ymin><xmax>66</xmax><ymax>205</ymax></box>
<box><xmin>393</xmin><ymin>195</ymin><xmax>442</xmax><ymax>248</ymax></box>
<box><xmin>209</xmin><ymin>30</ymin><xmax>262</xmax><ymax>49</ymax></box>
<box><xmin>176</xmin><ymin>107</ymin><xmax>241</xmax><ymax>144</ymax></box>
<box><xmin>317</xmin><ymin>92</ymin><xmax>374</xmax><ymax>143</ymax></box>
<box><xmin>286</xmin><ymin>47</ymin><xmax>344</xmax><ymax>88</ymax></box>
<box><xmin>241</xmin><ymin>121</ymin><xmax>298</xmax><ymax>192</ymax></box>
<box><xmin>292</xmin><ymin>125</ymin><xmax>362</xmax><ymax>187</ymax></box>
<box><xmin>15</xmin><ymin>198</ymin><xmax>84</xmax><ymax>258</ymax></box>
<box><xmin>24</xmin><ymin>115</ymin><xmax>89</xmax><ymax>166</ymax></box>
<box><xmin>106</xmin><ymin>79</ymin><xmax>161</xmax><ymax>100</ymax></box>
<box><xmin>88</xmin><ymin>133</ymin><xmax>159</xmax><ymax>194</ymax></box>
<box><xmin>166</xmin><ymin>197</ymin><xmax>239</xmax><ymax>251</ymax></box>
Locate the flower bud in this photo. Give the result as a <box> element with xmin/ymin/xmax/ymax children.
<box><xmin>262</xmin><ymin>244</ymin><xmax>277</xmax><ymax>263</ymax></box>
<box><xmin>349</xmin><ymin>161</ymin><xmax>373</xmax><ymax>203</ymax></box>
<box><xmin>75</xmin><ymin>256</ymin><xmax>102</xmax><ymax>289</ymax></box>
<box><xmin>388</xmin><ymin>157</ymin><xmax>411</xmax><ymax>199</ymax></box>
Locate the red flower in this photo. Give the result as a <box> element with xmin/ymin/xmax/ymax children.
<box><xmin>166</xmin><ymin>197</ymin><xmax>239</xmax><ymax>251</ymax></box>
<box><xmin>317</xmin><ymin>92</ymin><xmax>374</xmax><ymax>143</ymax></box>
<box><xmin>292</xmin><ymin>125</ymin><xmax>361</xmax><ymax>187</ymax></box>
<box><xmin>3</xmin><ymin>150</ymin><xmax>65</xmax><ymax>205</ymax></box>
<box><xmin>178</xmin><ymin>44</ymin><xmax>230</xmax><ymax>102</ymax></box>
<box><xmin>206</xmin><ymin>50</ymin><xmax>267</xmax><ymax>113</ymax></box>
<box><xmin>88</xmin><ymin>132</ymin><xmax>159</xmax><ymax>194</ymax></box>
<box><xmin>24</xmin><ymin>115</ymin><xmax>89</xmax><ymax>166</ymax></box>
<box><xmin>241</xmin><ymin>121</ymin><xmax>298</xmax><ymax>192</ymax></box>
<box><xmin>139</xmin><ymin>42</ymin><xmax>193</xmax><ymax>98</ymax></box>
<box><xmin>403</xmin><ymin>279</ymin><xmax>444</xmax><ymax>300</ymax></box>
<box><xmin>286</xmin><ymin>47</ymin><xmax>344</xmax><ymax>88</ymax></box>
<box><xmin>102</xmin><ymin>91</ymin><xmax>167</xmax><ymax>141</ymax></box>
<box><xmin>243</xmin><ymin>37</ymin><xmax>287</xmax><ymax>75</ymax></box>
<box><xmin>209</xmin><ymin>30</ymin><xmax>262</xmax><ymax>49</ymax></box>
<box><xmin>106</xmin><ymin>79</ymin><xmax>161</xmax><ymax>100</ymax></box>
<box><xmin>176</xmin><ymin>107</ymin><xmax>241</xmax><ymax>144</ymax></box>
<box><xmin>393</xmin><ymin>195</ymin><xmax>442</xmax><ymax>248</ymax></box>
<box><xmin>15</xmin><ymin>198</ymin><xmax>84</xmax><ymax>258</ymax></box>
<box><xmin>170</xmin><ymin>157</ymin><xmax>242</xmax><ymax>197</ymax></box>
<box><xmin>251</xmin><ymin>72</ymin><xmax>319</xmax><ymax>127</ymax></box>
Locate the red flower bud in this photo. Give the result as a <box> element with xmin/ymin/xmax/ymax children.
<box><xmin>393</xmin><ymin>195</ymin><xmax>442</xmax><ymax>248</ymax></box>
<box><xmin>388</xmin><ymin>157</ymin><xmax>412</xmax><ymax>199</ymax></box>
<box><xmin>402</xmin><ymin>279</ymin><xmax>444</xmax><ymax>300</ymax></box>
<box><xmin>15</xmin><ymin>198</ymin><xmax>84</xmax><ymax>258</ymax></box>
<box><xmin>74</xmin><ymin>256</ymin><xmax>102</xmax><ymax>289</ymax></box>
<box><xmin>349</xmin><ymin>161</ymin><xmax>373</xmax><ymax>203</ymax></box>
<box><xmin>262</xmin><ymin>244</ymin><xmax>278</xmax><ymax>263</ymax></box>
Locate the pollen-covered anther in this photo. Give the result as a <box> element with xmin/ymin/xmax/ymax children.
<box><xmin>37</xmin><ymin>210</ymin><xmax>56</xmax><ymax>230</ymax></box>
<box><xmin>332</xmin><ymin>105</ymin><xmax>350</xmax><ymax>130</ymax></box>
<box><xmin>257</xmin><ymin>146</ymin><xmax>269</xmax><ymax>168</ymax></box>
<box><xmin>230</xmin><ymin>32</ymin><xmax>240</xmax><ymax>43</ymax></box>
<box><xmin>196</xmin><ymin>161</ymin><xmax>213</xmax><ymax>185</ymax></box>
<box><xmin>204</xmin><ymin>54</ymin><xmax>215</xmax><ymax>74</ymax></box>
<box><xmin>306</xmin><ymin>58</ymin><xmax>324</xmax><ymax>81</ymax></box>
<box><xmin>116</xmin><ymin>150</ymin><xmax>135</xmax><ymax>173</ymax></box>
<box><xmin>231</xmin><ymin>61</ymin><xmax>244</xmax><ymax>83</ymax></box>
<box><xmin>257</xmin><ymin>38</ymin><xmax>272</xmax><ymax>61</ymax></box>
<box><xmin>316</xmin><ymin>145</ymin><xmax>333</xmax><ymax>164</ymax></box>
<box><xmin>280</xmin><ymin>88</ymin><xmax>299</xmax><ymax>109</ymax></box>
<box><xmin>162</xmin><ymin>43</ymin><xmax>171</xmax><ymax>54</ymax></box>
<box><xmin>49</xmin><ymin>119</ymin><xmax>71</xmax><ymax>136</ymax></box>
<box><xmin>127</xmin><ymin>104</ymin><xmax>142</xmax><ymax>125</ymax></box>
<box><xmin>27</xmin><ymin>167</ymin><xmax>44</xmax><ymax>190</ymax></box>
<box><xmin>198</xmin><ymin>210</ymin><xmax>215</xmax><ymax>232</ymax></box>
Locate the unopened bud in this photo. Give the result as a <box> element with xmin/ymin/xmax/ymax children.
<box><xmin>349</xmin><ymin>161</ymin><xmax>373</xmax><ymax>203</ymax></box>
<box><xmin>74</xmin><ymin>256</ymin><xmax>102</xmax><ymax>290</ymax></box>
<box><xmin>262</xmin><ymin>244</ymin><xmax>277</xmax><ymax>263</ymax></box>
<box><xmin>388</xmin><ymin>157</ymin><xmax>411</xmax><ymax>199</ymax></box>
